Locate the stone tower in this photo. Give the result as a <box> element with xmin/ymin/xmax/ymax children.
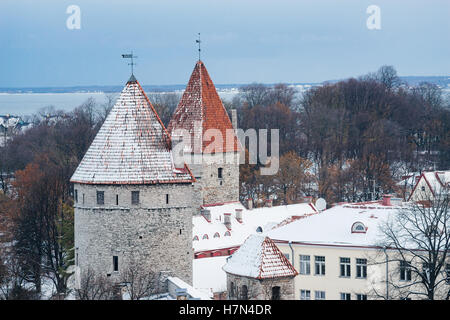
<box><xmin>223</xmin><ymin>234</ymin><xmax>298</xmax><ymax>300</ymax></box>
<box><xmin>70</xmin><ymin>75</ymin><xmax>196</xmax><ymax>286</ymax></box>
<box><xmin>168</xmin><ymin>60</ymin><xmax>240</xmax><ymax>205</ymax></box>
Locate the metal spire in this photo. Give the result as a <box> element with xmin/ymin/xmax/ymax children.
<box><xmin>122</xmin><ymin>51</ymin><xmax>138</xmax><ymax>75</ymax></box>
<box><xmin>196</xmin><ymin>33</ymin><xmax>201</xmax><ymax>61</ymax></box>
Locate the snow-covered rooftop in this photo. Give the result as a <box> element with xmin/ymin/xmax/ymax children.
<box><xmin>268</xmin><ymin>200</ymin><xmax>403</xmax><ymax>248</ymax></box>
<box><xmin>70</xmin><ymin>76</ymin><xmax>194</xmax><ymax>185</ymax></box>
<box><xmin>193</xmin><ymin>202</ymin><xmax>318</xmax><ymax>252</ymax></box>
<box><xmin>222</xmin><ymin>234</ymin><xmax>298</xmax><ymax>279</ymax></box>
<box><xmin>193</xmin><ymin>256</ymin><xmax>228</xmax><ymax>294</ymax></box>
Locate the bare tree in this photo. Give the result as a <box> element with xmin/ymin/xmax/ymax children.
<box><xmin>119</xmin><ymin>257</ymin><xmax>160</xmax><ymax>300</ymax></box>
<box><xmin>74</xmin><ymin>268</ymin><xmax>116</xmax><ymax>300</ymax></box>
<box><xmin>377</xmin><ymin>189</ymin><xmax>450</xmax><ymax>300</ymax></box>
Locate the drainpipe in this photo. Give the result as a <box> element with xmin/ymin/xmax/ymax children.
<box><xmin>383</xmin><ymin>246</ymin><xmax>389</xmax><ymax>300</ymax></box>
<box><xmin>288</xmin><ymin>241</ymin><xmax>295</xmax><ymax>267</ymax></box>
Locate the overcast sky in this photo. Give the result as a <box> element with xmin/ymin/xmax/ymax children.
<box><xmin>1</xmin><ymin>0</ymin><xmax>449</xmax><ymax>87</ymax></box>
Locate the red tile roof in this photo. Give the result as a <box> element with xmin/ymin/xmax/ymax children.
<box><xmin>168</xmin><ymin>61</ymin><xmax>240</xmax><ymax>154</ymax></box>
<box><xmin>222</xmin><ymin>234</ymin><xmax>298</xmax><ymax>279</ymax></box>
<box><xmin>70</xmin><ymin>76</ymin><xmax>195</xmax><ymax>185</ymax></box>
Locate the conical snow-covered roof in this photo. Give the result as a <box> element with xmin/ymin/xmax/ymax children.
<box><xmin>70</xmin><ymin>76</ymin><xmax>195</xmax><ymax>185</ymax></box>
<box><xmin>222</xmin><ymin>234</ymin><xmax>298</xmax><ymax>279</ymax></box>
<box><xmin>167</xmin><ymin>60</ymin><xmax>240</xmax><ymax>154</ymax></box>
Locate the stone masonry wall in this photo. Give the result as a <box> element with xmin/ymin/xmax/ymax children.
<box><xmin>74</xmin><ymin>182</ymin><xmax>195</xmax><ymax>286</ymax></box>
<box><xmin>226</xmin><ymin>273</ymin><xmax>296</xmax><ymax>300</ymax></box>
<box><xmin>187</xmin><ymin>152</ymin><xmax>240</xmax><ymax>205</ymax></box>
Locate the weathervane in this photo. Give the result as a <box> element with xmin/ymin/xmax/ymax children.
<box><xmin>196</xmin><ymin>33</ymin><xmax>201</xmax><ymax>61</ymax></box>
<box><xmin>121</xmin><ymin>51</ymin><xmax>138</xmax><ymax>75</ymax></box>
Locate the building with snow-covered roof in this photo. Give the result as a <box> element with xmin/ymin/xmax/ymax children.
<box><xmin>71</xmin><ymin>74</ymin><xmax>197</xmax><ymax>289</ymax></box>
<box><xmin>192</xmin><ymin>201</ymin><xmax>318</xmax><ymax>258</ymax></box>
<box><xmin>222</xmin><ymin>234</ymin><xmax>297</xmax><ymax>300</ymax></box>
<box><xmin>168</xmin><ymin>60</ymin><xmax>241</xmax><ymax>205</ymax></box>
<box><xmin>408</xmin><ymin>170</ymin><xmax>450</xmax><ymax>202</ymax></box>
<box><xmin>191</xmin><ymin>201</ymin><xmax>317</xmax><ymax>298</ymax></box>
<box><xmin>267</xmin><ymin>196</ymin><xmax>450</xmax><ymax>300</ymax></box>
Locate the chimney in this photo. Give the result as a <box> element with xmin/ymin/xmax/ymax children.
<box><xmin>235</xmin><ymin>208</ymin><xmax>243</xmax><ymax>222</ymax></box>
<box><xmin>303</xmin><ymin>196</ymin><xmax>312</xmax><ymax>203</ymax></box>
<box><xmin>382</xmin><ymin>194</ymin><xmax>392</xmax><ymax>206</ymax></box>
<box><xmin>246</xmin><ymin>198</ymin><xmax>253</xmax><ymax>210</ymax></box>
<box><xmin>231</xmin><ymin>109</ymin><xmax>238</xmax><ymax>132</ymax></box>
<box><xmin>224</xmin><ymin>213</ymin><xmax>231</xmax><ymax>229</ymax></box>
<box><xmin>265</xmin><ymin>199</ymin><xmax>273</xmax><ymax>207</ymax></box>
<box><xmin>201</xmin><ymin>209</ymin><xmax>211</xmax><ymax>222</ymax></box>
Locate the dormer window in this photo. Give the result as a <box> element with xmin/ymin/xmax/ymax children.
<box><xmin>213</xmin><ymin>232</ymin><xmax>220</xmax><ymax>238</ymax></box>
<box><xmin>256</xmin><ymin>226</ymin><xmax>263</xmax><ymax>233</ymax></box>
<box><xmin>202</xmin><ymin>234</ymin><xmax>209</xmax><ymax>240</ymax></box>
<box><xmin>351</xmin><ymin>222</ymin><xmax>367</xmax><ymax>233</ymax></box>
<box><xmin>193</xmin><ymin>235</ymin><xmax>199</xmax><ymax>241</ymax></box>
<box><xmin>224</xmin><ymin>231</ymin><xmax>231</xmax><ymax>237</ymax></box>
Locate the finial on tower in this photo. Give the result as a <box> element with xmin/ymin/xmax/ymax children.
<box><xmin>122</xmin><ymin>51</ymin><xmax>138</xmax><ymax>76</ymax></box>
<box><xmin>196</xmin><ymin>33</ymin><xmax>201</xmax><ymax>61</ymax></box>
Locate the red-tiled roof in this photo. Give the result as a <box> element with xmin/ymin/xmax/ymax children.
<box><xmin>222</xmin><ymin>234</ymin><xmax>298</xmax><ymax>279</ymax></box>
<box><xmin>168</xmin><ymin>61</ymin><xmax>240</xmax><ymax>154</ymax></box>
<box><xmin>70</xmin><ymin>76</ymin><xmax>195</xmax><ymax>185</ymax></box>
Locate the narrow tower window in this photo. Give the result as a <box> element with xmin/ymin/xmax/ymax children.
<box><xmin>116</xmin><ymin>194</ymin><xmax>119</xmax><ymax>205</ymax></box>
<box><xmin>96</xmin><ymin>191</ymin><xmax>104</xmax><ymax>205</ymax></box>
<box><xmin>166</xmin><ymin>194</ymin><xmax>169</xmax><ymax>204</ymax></box>
<box><xmin>218</xmin><ymin>167</ymin><xmax>223</xmax><ymax>179</ymax></box>
<box><xmin>113</xmin><ymin>256</ymin><xmax>119</xmax><ymax>272</ymax></box>
<box><xmin>74</xmin><ymin>189</ymin><xmax>78</xmax><ymax>203</ymax></box>
<box><xmin>131</xmin><ymin>191</ymin><xmax>139</xmax><ymax>205</ymax></box>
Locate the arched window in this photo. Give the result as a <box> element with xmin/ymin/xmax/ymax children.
<box><xmin>224</xmin><ymin>231</ymin><xmax>231</xmax><ymax>237</ymax></box>
<box><xmin>256</xmin><ymin>226</ymin><xmax>263</xmax><ymax>233</ymax></box>
<box><xmin>193</xmin><ymin>235</ymin><xmax>199</xmax><ymax>241</ymax></box>
<box><xmin>202</xmin><ymin>234</ymin><xmax>209</xmax><ymax>240</ymax></box>
<box><xmin>271</xmin><ymin>286</ymin><xmax>281</xmax><ymax>300</ymax></box>
<box><xmin>351</xmin><ymin>222</ymin><xmax>367</xmax><ymax>233</ymax></box>
<box><xmin>213</xmin><ymin>232</ymin><xmax>220</xmax><ymax>238</ymax></box>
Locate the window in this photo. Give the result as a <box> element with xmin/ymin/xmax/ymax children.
<box><xmin>96</xmin><ymin>191</ymin><xmax>104</xmax><ymax>205</ymax></box>
<box><xmin>116</xmin><ymin>194</ymin><xmax>119</xmax><ymax>205</ymax></box>
<box><xmin>230</xmin><ymin>282</ymin><xmax>235</xmax><ymax>298</ymax></box>
<box><xmin>315</xmin><ymin>256</ymin><xmax>326</xmax><ymax>275</ymax></box>
<box><xmin>193</xmin><ymin>236</ymin><xmax>199</xmax><ymax>241</ymax></box>
<box><xmin>340</xmin><ymin>257</ymin><xmax>351</xmax><ymax>277</ymax></box>
<box><xmin>213</xmin><ymin>232</ymin><xmax>220</xmax><ymax>238</ymax></box>
<box><xmin>224</xmin><ymin>231</ymin><xmax>231</xmax><ymax>237</ymax></box>
<box><xmin>315</xmin><ymin>291</ymin><xmax>326</xmax><ymax>300</ymax></box>
<box><xmin>400</xmin><ymin>261</ymin><xmax>412</xmax><ymax>281</ymax></box>
<box><xmin>166</xmin><ymin>194</ymin><xmax>169</xmax><ymax>204</ymax></box>
<box><xmin>256</xmin><ymin>226</ymin><xmax>263</xmax><ymax>233</ymax></box>
<box><xmin>356</xmin><ymin>258</ymin><xmax>367</xmax><ymax>279</ymax></box>
<box><xmin>82</xmin><ymin>193</ymin><xmax>85</xmax><ymax>205</ymax></box>
<box><xmin>421</xmin><ymin>186</ymin><xmax>426</xmax><ymax>191</ymax></box>
<box><xmin>271</xmin><ymin>286</ymin><xmax>281</xmax><ymax>300</ymax></box>
<box><xmin>131</xmin><ymin>191</ymin><xmax>139</xmax><ymax>205</ymax></box>
<box><xmin>300</xmin><ymin>290</ymin><xmax>311</xmax><ymax>300</ymax></box>
<box><xmin>241</xmin><ymin>285</ymin><xmax>248</xmax><ymax>300</ymax></box>
<box><xmin>218</xmin><ymin>168</ymin><xmax>223</xmax><ymax>179</ymax></box>
<box><xmin>356</xmin><ymin>294</ymin><xmax>367</xmax><ymax>300</ymax></box>
<box><xmin>300</xmin><ymin>255</ymin><xmax>311</xmax><ymax>275</ymax></box>
<box><xmin>340</xmin><ymin>293</ymin><xmax>351</xmax><ymax>300</ymax></box>
<box><xmin>202</xmin><ymin>234</ymin><xmax>209</xmax><ymax>240</ymax></box>
<box><xmin>351</xmin><ymin>222</ymin><xmax>366</xmax><ymax>233</ymax></box>
<box><xmin>113</xmin><ymin>256</ymin><xmax>118</xmax><ymax>272</ymax></box>
<box><xmin>74</xmin><ymin>189</ymin><xmax>78</xmax><ymax>203</ymax></box>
